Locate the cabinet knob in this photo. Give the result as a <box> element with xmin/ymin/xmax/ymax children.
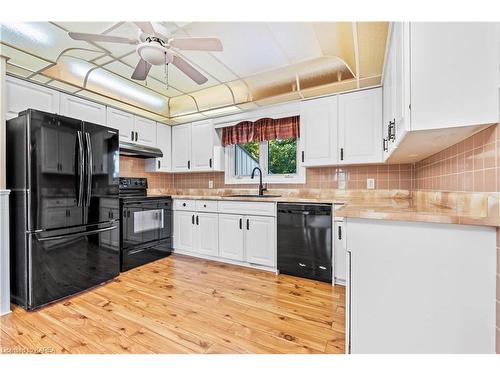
<box><xmin>182</xmin><ymin>203</ymin><xmax>186</xmax><ymax>207</ymax></box>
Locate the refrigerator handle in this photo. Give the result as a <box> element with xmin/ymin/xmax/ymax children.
<box><xmin>85</xmin><ymin>132</ymin><xmax>93</xmax><ymax>207</ymax></box>
<box><xmin>77</xmin><ymin>131</ymin><xmax>84</xmax><ymax>207</ymax></box>
<box><xmin>36</xmin><ymin>225</ymin><xmax>118</xmax><ymax>242</ymax></box>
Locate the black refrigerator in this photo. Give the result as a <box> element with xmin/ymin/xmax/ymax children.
<box><xmin>6</xmin><ymin>109</ymin><xmax>120</xmax><ymax>310</ymax></box>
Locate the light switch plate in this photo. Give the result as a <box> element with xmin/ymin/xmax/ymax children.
<box><xmin>367</xmin><ymin>178</ymin><xmax>375</xmax><ymax>189</ymax></box>
<box><xmin>208</xmin><ymin>180</ymin><xmax>214</xmax><ymax>189</ymax></box>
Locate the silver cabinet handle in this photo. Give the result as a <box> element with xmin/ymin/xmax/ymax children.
<box><xmin>298</xmin><ymin>263</ymin><xmax>306</xmax><ymax>267</ymax></box>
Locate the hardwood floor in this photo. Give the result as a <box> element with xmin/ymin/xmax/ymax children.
<box><xmin>0</xmin><ymin>254</ymin><xmax>345</xmax><ymax>354</ymax></box>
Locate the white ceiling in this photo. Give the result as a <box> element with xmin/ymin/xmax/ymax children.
<box><xmin>0</xmin><ymin>21</ymin><xmax>389</xmax><ymax>124</ymax></box>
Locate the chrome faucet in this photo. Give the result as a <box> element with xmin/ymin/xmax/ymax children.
<box><xmin>251</xmin><ymin>167</ymin><xmax>267</xmax><ymax>196</ymax></box>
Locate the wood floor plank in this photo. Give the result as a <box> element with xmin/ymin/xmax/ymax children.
<box><xmin>1</xmin><ymin>254</ymin><xmax>346</xmax><ymax>354</ymax></box>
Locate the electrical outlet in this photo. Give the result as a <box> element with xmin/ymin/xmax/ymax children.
<box><xmin>208</xmin><ymin>180</ymin><xmax>214</xmax><ymax>189</ymax></box>
<box><xmin>338</xmin><ymin>171</ymin><xmax>346</xmax><ymax>190</ymax></box>
<box><xmin>367</xmin><ymin>178</ymin><xmax>375</xmax><ymax>189</ymax></box>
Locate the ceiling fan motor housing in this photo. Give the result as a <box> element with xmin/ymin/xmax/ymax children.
<box><xmin>137</xmin><ymin>38</ymin><xmax>172</xmax><ymax>65</ymax></box>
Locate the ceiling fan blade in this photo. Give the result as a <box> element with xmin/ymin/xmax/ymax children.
<box><xmin>131</xmin><ymin>58</ymin><xmax>152</xmax><ymax>80</ymax></box>
<box><xmin>134</xmin><ymin>22</ymin><xmax>156</xmax><ymax>35</ymax></box>
<box><xmin>68</xmin><ymin>32</ymin><xmax>137</xmax><ymax>45</ymax></box>
<box><xmin>172</xmin><ymin>56</ymin><xmax>208</xmax><ymax>84</ymax></box>
<box><xmin>170</xmin><ymin>37</ymin><xmax>223</xmax><ymax>51</ymax></box>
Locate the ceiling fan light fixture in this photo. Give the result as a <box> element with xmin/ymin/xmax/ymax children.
<box><xmin>136</xmin><ymin>40</ymin><xmax>170</xmax><ymax>65</ymax></box>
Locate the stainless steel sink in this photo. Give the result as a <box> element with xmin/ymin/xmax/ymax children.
<box><xmin>225</xmin><ymin>194</ymin><xmax>281</xmax><ymax>198</ymax></box>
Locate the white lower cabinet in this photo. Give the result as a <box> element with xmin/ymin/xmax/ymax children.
<box><xmin>218</xmin><ymin>214</ymin><xmax>245</xmax><ymax>261</ymax></box>
<box><xmin>174</xmin><ymin>211</ymin><xmax>196</xmax><ymax>252</ymax></box>
<box><xmin>218</xmin><ymin>213</ymin><xmax>276</xmax><ymax>267</ymax></box>
<box><xmin>173</xmin><ymin>199</ymin><xmax>276</xmax><ymax>270</ymax></box>
<box><xmin>195</xmin><ymin>212</ymin><xmax>219</xmax><ymax>257</ymax></box>
<box><xmin>175</xmin><ymin>210</ymin><xmax>219</xmax><ymax>256</ymax></box>
<box><xmin>244</xmin><ymin>216</ymin><xmax>275</xmax><ymax>267</ymax></box>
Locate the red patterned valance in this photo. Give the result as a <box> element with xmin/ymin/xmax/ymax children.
<box><xmin>222</xmin><ymin>116</ymin><xmax>300</xmax><ymax>146</ymax></box>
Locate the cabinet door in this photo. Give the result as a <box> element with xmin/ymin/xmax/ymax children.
<box><xmin>195</xmin><ymin>212</ymin><xmax>219</xmax><ymax>257</ymax></box>
<box><xmin>6</xmin><ymin>76</ymin><xmax>60</xmax><ymax>119</ymax></box>
<box><xmin>191</xmin><ymin>120</ymin><xmax>214</xmax><ymax>171</ymax></box>
<box><xmin>146</xmin><ymin>123</ymin><xmax>172</xmax><ymax>172</ymax></box>
<box><xmin>174</xmin><ymin>211</ymin><xmax>195</xmax><ymax>251</ymax></box>
<box><xmin>134</xmin><ymin>116</ymin><xmax>156</xmax><ymax>146</ymax></box>
<box><xmin>171</xmin><ymin>123</ymin><xmax>192</xmax><ymax>172</ymax></box>
<box><xmin>338</xmin><ymin>88</ymin><xmax>382</xmax><ymax>164</ymax></box>
<box><xmin>300</xmin><ymin>95</ymin><xmax>338</xmax><ymax>166</ymax></box>
<box><xmin>410</xmin><ymin>22</ymin><xmax>499</xmax><ymax>130</ymax></box>
<box><xmin>334</xmin><ymin>221</ymin><xmax>347</xmax><ymax>283</ymax></box>
<box><xmin>245</xmin><ymin>215</ymin><xmax>275</xmax><ymax>267</ymax></box>
<box><xmin>107</xmin><ymin>107</ymin><xmax>134</xmax><ymax>142</ymax></box>
<box><xmin>218</xmin><ymin>214</ymin><xmax>244</xmax><ymax>261</ymax></box>
<box><xmin>60</xmin><ymin>93</ymin><xmax>106</xmax><ymax>125</ymax></box>
<box><xmin>382</xmin><ymin>29</ymin><xmax>395</xmax><ymax>157</ymax></box>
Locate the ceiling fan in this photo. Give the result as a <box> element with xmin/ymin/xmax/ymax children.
<box><xmin>68</xmin><ymin>22</ymin><xmax>223</xmax><ymax>84</ymax></box>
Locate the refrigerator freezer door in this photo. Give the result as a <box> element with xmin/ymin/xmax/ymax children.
<box><xmin>28</xmin><ymin>111</ymin><xmax>84</xmax><ymax>231</ymax></box>
<box><xmin>27</xmin><ymin>223</ymin><xmax>120</xmax><ymax>309</ymax></box>
<box><xmin>82</xmin><ymin>122</ymin><xmax>119</xmax><ymax>226</ymax></box>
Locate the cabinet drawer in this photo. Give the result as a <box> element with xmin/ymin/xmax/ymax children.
<box><xmin>174</xmin><ymin>199</ymin><xmax>196</xmax><ymax>211</ymax></box>
<box><xmin>195</xmin><ymin>200</ymin><xmax>218</xmax><ymax>212</ymax></box>
<box><xmin>218</xmin><ymin>201</ymin><xmax>276</xmax><ymax>217</ymax></box>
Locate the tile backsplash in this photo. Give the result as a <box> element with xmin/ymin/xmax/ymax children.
<box><xmin>120</xmin><ymin>156</ymin><xmax>414</xmax><ymax>192</ymax></box>
<box><xmin>414</xmin><ymin>125</ymin><xmax>499</xmax><ymax>193</ymax></box>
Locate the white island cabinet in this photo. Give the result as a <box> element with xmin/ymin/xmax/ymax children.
<box><xmin>345</xmin><ymin>218</ymin><xmax>496</xmax><ymax>354</ymax></box>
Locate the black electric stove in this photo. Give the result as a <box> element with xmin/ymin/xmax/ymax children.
<box><xmin>119</xmin><ymin>177</ymin><xmax>172</xmax><ymax>271</ymax></box>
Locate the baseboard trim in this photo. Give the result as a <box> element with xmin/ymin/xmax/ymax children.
<box><xmin>172</xmin><ymin>248</ymin><xmax>276</xmax><ymax>273</ymax></box>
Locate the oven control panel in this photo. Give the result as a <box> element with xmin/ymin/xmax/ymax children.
<box><xmin>119</xmin><ymin>177</ymin><xmax>148</xmax><ymax>190</ymax></box>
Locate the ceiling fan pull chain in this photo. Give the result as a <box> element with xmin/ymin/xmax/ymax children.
<box><xmin>164</xmin><ymin>53</ymin><xmax>169</xmax><ymax>90</ymax></box>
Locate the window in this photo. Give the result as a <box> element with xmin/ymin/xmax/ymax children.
<box><xmin>227</xmin><ymin>137</ymin><xmax>304</xmax><ymax>184</ymax></box>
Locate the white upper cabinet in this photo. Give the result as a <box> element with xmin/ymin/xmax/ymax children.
<box><xmin>409</xmin><ymin>22</ymin><xmax>498</xmax><ymax>130</ymax></box>
<box><xmin>145</xmin><ymin>123</ymin><xmax>172</xmax><ymax>173</ymax></box>
<box><xmin>134</xmin><ymin>116</ymin><xmax>156</xmax><ymax>146</ymax></box>
<box><xmin>300</xmin><ymin>95</ymin><xmax>338</xmax><ymax>166</ymax></box>
<box><xmin>383</xmin><ymin>22</ymin><xmax>499</xmax><ymax>163</ymax></box>
<box><xmin>60</xmin><ymin>93</ymin><xmax>106</xmax><ymax>125</ymax></box>
<box><xmin>5</xmin><ymin>76</ymin><xmax>60</xmax><ymax>120</ymax></box>
<box><xmin>107</xmin><ymin>107</ymin><xmax>156</xmax><ymax>146</ymax></box>
<box><xmin>171</xmin><ymin>120</ymin><xmax>224</xmax><ymax>172</ymax></box>
<box><xmin>106</xmin><ymin>107</ymin><xmax>134</xmax><ymax>142</ymax></box>
<box><xmin>191</xmin><ymin>120</ymin><xmax>217</xmax><ymax>171</ymax></box>
<box><xmin>338</xmin><ymin>88</ymin><xmax>383</xmax><ymax>164</ymax></box>
<box><xmin>171</xmin><ymin>123</ymin><xmax>192</xmax><ymax>172</ymax></box>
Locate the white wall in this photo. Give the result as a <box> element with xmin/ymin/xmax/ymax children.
<box><xmin>0</xmin><ymin>55</ymin><xmax>11</xmax><ymax>315</ymax></box>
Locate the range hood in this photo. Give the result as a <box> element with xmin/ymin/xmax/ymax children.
<box><xmin>119</xmin><ymin>141</ymin><xmax>163</xmax><ymax>159</ymax></box>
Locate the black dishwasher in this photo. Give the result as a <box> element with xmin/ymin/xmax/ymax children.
<box><xmin>277</xmin><ymin>203</ymin><xmax>332</xmax><ymax>283</ymax></box>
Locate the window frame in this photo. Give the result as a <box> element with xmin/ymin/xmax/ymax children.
<box><xmin>224</xmin><ymin>137</ymin><xmax>306</xmax><ymax>185</ymax></box>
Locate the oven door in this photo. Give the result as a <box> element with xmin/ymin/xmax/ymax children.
<box><xmin>121</xmin><ymin>199</ymin><xmax>172</xmax><ymax>271</ymax></box>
